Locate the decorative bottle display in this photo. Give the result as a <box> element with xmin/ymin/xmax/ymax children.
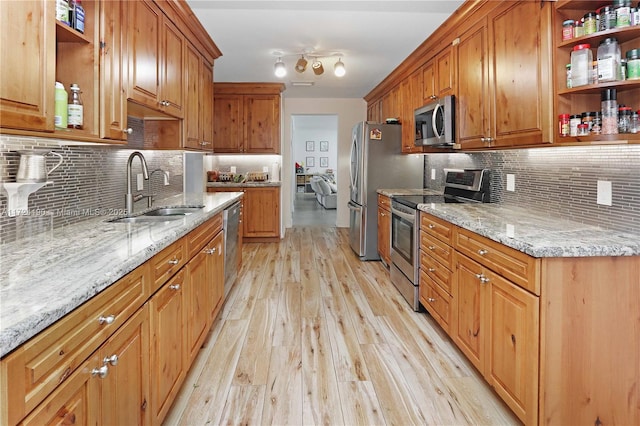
<box><xmin>67</xmin><ymin>84</ymin><xmax>83</xmax><ymax>130</ymax></box>
<box><xmin>54</xmin><ymin>82</ymin><xmax>68</xmax><ymax>130</ymax></box>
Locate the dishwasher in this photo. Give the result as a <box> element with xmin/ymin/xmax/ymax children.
<box><xmin>223</xmin><ymin>201</ymin><xmax>241</xmax><ymax>299</ymax></box>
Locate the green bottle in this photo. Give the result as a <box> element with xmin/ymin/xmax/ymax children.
<box><xmin>54</xmin><ymin>82</ymin><xmax>68</xmax><ymax>129</ymax></box>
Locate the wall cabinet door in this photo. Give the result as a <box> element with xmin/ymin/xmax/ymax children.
<box><xmin>401</xmin><ymin>69</ymin><xmax>424</xmax><ymax>153</ymax></box>
<box><xmin>160</xmin><ymin>16</ymin><xmax>184</xmax><ymax>118</ymax></box>
<box><xmin>150</xmin><ymin>270</ymin><xmax>186</xmax><ymax>424</ymax></box>
<box><xmin>244</xmin><ymin>94</ymin><xmax>280</xmax><ymax>153</ymax></box>
<box><xmin>422</xmin><ymin>46</ymin><xmax>454</xmax><ymax>104</ymax></box>
<box><xmin>100</xmin><ymin>0</ymin><xmax>128</xmax><ymax>142</ymax></box>
<box><xmin>213</xmin><ymin>94</ymin><xmax>244</xmax><ymax>152</ymax></box>
<box><xmin>184</xmin><ymin>42</ymin><xmax>202</xmax><ymax>149</ymax></box>
<box><xmin>185</xmin><ymin>247</ymin><xmax>210</xmax><ymax>365</ymax></box>
<box><xmin>200</xmin><ymin>59</ymin><xmax>214</xmax><ymax>150</ymax></box>
<box><xmin>0</xmin><ymin>0</ymin><xmax>55</xmax><ymax>132</ymax></box>
<box><xmin>243</xmin><ymin>187</ymin><xmax>280</xmax><ymax>239</ymax></box>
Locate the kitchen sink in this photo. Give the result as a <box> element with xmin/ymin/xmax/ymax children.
<box><xmin>107</xmin><ymin>205</ymin><xmax>205</xmax><ymax>223</ymax></box>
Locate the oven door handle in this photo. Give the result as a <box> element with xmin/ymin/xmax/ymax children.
<box><xmin>391</xmin><ymin>208</ymin><xmax>415</xmax><ymax>222</ymax></box>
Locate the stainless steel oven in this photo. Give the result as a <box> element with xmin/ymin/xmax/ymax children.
<box><xmin>390</xmin><ymin>169</ymin><xmax>491</xmax><ymax>311</ymax></box>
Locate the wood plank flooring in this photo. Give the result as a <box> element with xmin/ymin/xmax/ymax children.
<box><xmin>165</xmin><ymin>227</ymin><xmax>520</xmax><ymax>426</ymax></box>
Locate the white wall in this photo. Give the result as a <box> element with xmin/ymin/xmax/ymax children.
<box><xmin>292</xmin><ymin>117</ymin><xmax>337</xmax><ymax>175</ymax></box>
<box><xmin>283</xmin><ymin>98</ymin><xmax>367</xmax><ymax>229</ymax></box>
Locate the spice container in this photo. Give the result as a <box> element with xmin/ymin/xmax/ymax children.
<box><xmin>559</xmin><ymin>114</ymin><xmax>570</xmax><ymax>137</ymax></box>
<box><xmin>614</xmin><ymin>0</ymin><xmax>632</xmax><ymax>27</ymax></box>
<box><xmin>570</xmin><ymin>114</ymin><xmax>582</xmax><ymax>136</ymax></box>
<box><xmin>574</xmin><ymin>20</ymin><xmax>585</xmax><ymax>37</ymax></box>
<box><xmin>618</xmin><ymin>106</ymin><xmax>633</xmax><ymax>133</ymax></box>
<box><xmin>562</xmin><ymin>20</ymin><xmax>575</xmax><ymax>40</ymax></box>
<box><xmin>591</xmin><ymin>112</ymin><xmax>602</xmax><ymax>135</ymax></box>
<box><xmin>582</xmin><ymin>111</ymin><xmax>597</xmax><ymax>132</ymax></box>
<box><xmin>626</xmin><ymin>49</ymin><xmax>640</xmax><ymax>80</ymax></box>
<box><xmin>597</xmin><ymin>38</ymin><xmax>621</xmax><ymax>82</ymax></box>
<box><xmin>584</xmin><ymin>12</ymin><xmax>598</xmax><ymax>34</ymax></box>
<box><xmin>598</xmin><ymin>5</ymin><xmax>616</xmax><ymax>30</ymax></box>
<box><xmin>630</xmin><ymin>111</ymin><xmax>639</xmax><ymax>134</ymax></box>
<box><xmin>601</xmin><ymin>89</ymin><xmax>618</xmax><ymax>135</ymax></box>
<box><xmin>566</xmin><ymin>64</ymin><xmax>572</xmax><ymax>88</ymax></box>
<box><xmin>571</xmin><ymin>43</ymin><xmax>592</xmax><ymax>86</ymax></box>
<box><xmin>577</xmin><ymin>123</ymin><xmax>590</xmax><ymax>136</ymax></box>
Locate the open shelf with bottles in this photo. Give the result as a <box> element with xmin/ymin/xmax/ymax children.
<box><xmin>553</xmin><ymin>1</ymin><xmax>640</xmax><ymax>144</ymax></box>
<box><xmin>54</xmin><ymin>0</ymin><xmax>98</xmax><ymax>139</ymax></box>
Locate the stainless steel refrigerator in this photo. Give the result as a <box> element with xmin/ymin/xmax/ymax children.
<box><xmin>348</xmin><ymin>122</ymin><xmax>423</xmax><ymax>260</ymax></box>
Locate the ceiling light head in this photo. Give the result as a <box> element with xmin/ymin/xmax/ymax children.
<box><xmin>312</xmin><ymin>59</ymin><xmax>324</xmax><ymax>75</ymax></box>
<box><xmin>295</xmin><ymin>55</ymin><xmax>308</xmax><ymax>73</ymax></box>
<box><xmin>274</xmin><ymin>57</ymin><xmax>286</xmax><ymax>78</ymax></box>
<box><xmin>334</xmin><ymin>58</ymin><xmax>346</xmax><ymax>77</ymax></box>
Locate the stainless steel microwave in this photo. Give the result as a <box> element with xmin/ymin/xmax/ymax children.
<box><xmin>414</xmin><ymin>95</ymin><xmax>455</xmax><ymax>146</ymax></box>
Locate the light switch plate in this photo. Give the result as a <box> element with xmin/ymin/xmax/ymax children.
<box><xmin>431</xmin><ymin>169</ymin><xmax>436</xmax><ymax>180</ymax></box>
<box><xmin>506</xmin><ymin>174</ymin><xmax>515</xmax><ymax>192</ymax></box>
<box><xmin>230</xmin><ymin>166</ymin><xmax>236</xmax><ymax>174</ymax></box>
<box><xmin>597</xmin><ymin>180</ymin><xmax>612</xmax><ymax>206</ymax></box>
<box><xmin>137</xmin><ymin>173</ymin><xmax>144</xmax><ymax>191</ymax></box>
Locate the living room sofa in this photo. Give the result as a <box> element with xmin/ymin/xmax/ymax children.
<box><xmin>309</xmin><ymin>175</ymin><xmax>337</xmax><ymax>209</ymax></box>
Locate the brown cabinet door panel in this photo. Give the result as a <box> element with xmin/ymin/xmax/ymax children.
<box><xmin>245</xmin><ymin>95</ymin><xmax>280</xmax><ymax>153</ymax></box>
<box><xmin>128</xmin><ymin>0</ymin><xmax>161</xmax><ymax>105</ymax></box>
<box><xmin>213</xmin><ymin>95</ymin><xmax>243</xmax><ymax>152</ymax></box>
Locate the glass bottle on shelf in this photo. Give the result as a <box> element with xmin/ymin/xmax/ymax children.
<box><xmin>67</xmin><ymin>83</ymin><xmax>83</xmax><ymax>130</ymax></box>
<box><xmin>601</xmin><ymin>89</ymin><xmax>618</xmax><ymax>135</ymax></box>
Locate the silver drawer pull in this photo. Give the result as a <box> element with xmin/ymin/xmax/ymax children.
<box><xmin>168</xmin><ymin>258</ymin><xmax>179</xmax><ymax>265</ymax></box>
<box><xmin>205</xmin><ymin>248</ymin><xmax>216</xmax><ymax>254</ymax></box>
<box><xmin>428</xmin><ymin>268</ymin><xmax>435</xmax><ymax>272</ymax></box>
<box><xmin>98</xmin><ymin>315</ymin><xmax>115</xmax><ymax>325</ymax></box>
<box><xmin>478</xmin><ymin>249</ymin><xmax>488</xmax><ymax>256</ymax></box>
<box><xmin>428</xmin><ymin>297</ymin><xmax>436</xmax><ymax>303</ymax></box>
<box><xmin>428</xmin><ymin>224</ymin><xmax>435</xmax><ymax>229</ymax></box>
<box><xmin>480</xmin><ymin>276</ymin><xmax>490</xmax><ymax>284</ymax></box>
<box><xmin>169</xmin><ymin>284</ymin><xmax>181</xmax><ymax>290</ymax></box>
<box><xmin>91</xmin><ymin>365</ymin><xmax>109</xmax><ymax>378</ymax></box>
<box><xmin>428</xmin><ymin>246</ymin><xmax>435</xmax><ymax>251</ymax></box>
<box><xmin>104</xmin><ymin>354</ymin><xmax>119</xmax><ymax>366</ymax></box>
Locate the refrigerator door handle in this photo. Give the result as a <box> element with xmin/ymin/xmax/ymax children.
<box><xmin>348</xmin><ymin>201</ymin><xmax>361</xmax><ymax>211</ymax></box>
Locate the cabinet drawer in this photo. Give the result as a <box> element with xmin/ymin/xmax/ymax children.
<box><xmin>419</xmin><ymin>270</ymin><xmax>451</xmax><ymax>332</ymax></box>
<box><xmin>378</xmin><ymin>194</ymin><xmax>391</xmax><ymax>211</ymax></box>
<box><xmin>150</xmin><ymin>238</ymin><xmax>186</xmax><ymax>293</ymax></box>
<box><xmin>455</xmin><ymin>228</ymin><xmax>540</xmax><ymax>294</ymax></box>
<box><xmin>421</xmin><ymin>212</ymin><xmax>454</xmax><ymax>245</ymax></box>
<box><xmin>420</xmin><ymin>231</ymin><xmax>453</xmax><ymax>270</ymax></box>
<box><xmin>420</xmin><ymin>249</ymin><xmax>453</xmax><ymax>294</ymax></box>
<box><xmin>2</xmin><ymin>265</ymin><xmax>149</xmax><ymax>425</ymax></box>
<box><xmin>187</xmin><ymin>213</ymin><xmax>223</xmax><ymax>259</ymax></box>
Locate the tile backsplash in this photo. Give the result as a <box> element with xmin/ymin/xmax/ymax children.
<box><xmin>1</xmin><ymin>134</ymin><xmax>184</xmax><ymax>243</ymax></box>
<box><xmin>423</xmin><ymin>145</ymin><xmax>640</xmax><ymax>233</ymax></box>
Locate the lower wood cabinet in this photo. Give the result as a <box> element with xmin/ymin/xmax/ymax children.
<box><xmin>377</xmin><ymin>194</ymin><xmax>391</xmax><ymax>266</ymax></box>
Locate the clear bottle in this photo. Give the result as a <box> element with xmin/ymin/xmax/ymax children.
<box><xmin>571</xmin><ymin>43</ymin><xmax>592</xmax><ymax>86</ymax></box>
<box><xmin>618</xmin><ymin>106</ymin><xmax>632</xmax><ymax>133</ymax></box>
<box><xmin>597</xmin><ymin>38</ymin><xmax>621</xmax><ymax>82</ymax></box>
<box><xmin>67</xmin><ymin>83</ymin><xmax>83</xmax><ymax>130</ymax></box>
<box><xmin>601</xmin><ymin>88</ymin><xmax>618</xmax><ymax>135</ymax></box>
<box><xmin>630</xmin><ymin>111</ymin><xmax>639</xmax><ymax>134</ymax></box>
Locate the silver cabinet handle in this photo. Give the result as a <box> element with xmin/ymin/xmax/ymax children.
<box><xmin>168</xmin><ymin>258</ymin><xmax>179</xmax><ymax>265</ymax></box>
<box><xmin>123</xmin><ymin>128</ymin><xmax>133</xmax><ymax>134</ymax></box>
<box><xmin>428</xmin><ymin>297</ymin><xmax>436</xmax><ymax>302</ymax></box>
<box><xmin>104</xmin><ymin>354</ymin><xmax>119</xmax><ymax>366</ymax></box>
<box><xmin>428</xmin><ymin>224</ymin><xmax>435</xmax><ymax>229</ymax></box>
<box><xmin>169</xmin><ymin>284</ymin><xmax>181</xmax><ymax>290</ymax></box>
<box><xmin>428</xmin><ymin>246</ymin><xmax>435</xmax><ymax>251</ymax></box>
<box><xmin>480</xmin><ymin>277</ymin><xmax>490</xmax><ymax>284</ymax></box>
<box><xmin>205</xmin><ymin>248</ymin><xmax>216</xmax><ymax>254</ymax></box>
<box><xmin>478</xmin><ymin>249</ymin><xmax>488</xmax><ymax>256</ymax></box>
<box><xmin>91</xmin><ymin>365</ymin><xmax>109</xmax><ymax>378</ymax></box>
<box><xmin>428</xmin><ymin>268</ymin><xmax>435</xmax><ymax>272</ymax></box>
<box><xmin>98</xmin><ymin>315</ymin><xmax>115</xmax><ymax>325</ymax></box>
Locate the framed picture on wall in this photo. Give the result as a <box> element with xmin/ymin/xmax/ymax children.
<box><xmin>306</xmin><ymin>157</ymin><xmax>315</xmax><ymax>167</ymax></box>
<box><xmin>306</xmin><ymin>141</ymin><xmax>315</xmax><ymax>151</ymax></box>
<box><xmin>320</xmin><ymin>157</ymin><xmax>328</xmax><ymax>168</ymax></box>
<box><xmin>320</xmin><ymin>141</ymin><xmax>328</xmax><ymax>152</ymax></box>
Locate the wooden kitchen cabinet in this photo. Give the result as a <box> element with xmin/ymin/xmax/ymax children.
<box><xmin>381</xmin><ymin>84</ymin><xmax>402</xmax><ymax>121</ymax></box>
<box><xmin>99</xmin><ymin>0</ymin><xmax>129</xmax><ymax>142</ymax></box>
<box><xmin>367</xmin><ymin>99</ymin><xmax>382</xmax><ymax>122</ymax></box>
<box><xmin>0</xmin><ymin>0</ymin><xmax>55</xmax><ymax>132</ymax></box>
<box><xmin>377</xmin><ymin>194</ymin><xmax>391</xmax><ymax>267</ymax></box>
<box><xmin>422</xmin><ymin>45</ymin><xmax>454</xmax><ymax>103</ymax></box>
<box><xmin>456</xmin><ymin>0</ymin><xmax>553</xmax><ymax>149</ymax></box>
<box><xmin>127</xmin><ymin>0</ymin><xmax>184</xmax><ymax>118</ymax></box>
<box><xmin>213</xmin><ymin>83</ymin><xmax>284</xmax><ymax>154</ymax></box>
<box><xmin>150</xmin><ymin>269</ymin><xmax>187</xmax><ymax>424</ymax></box>
<box><xmin>183</xmin><ymin>42</ymin><xmax>214</xmax><ymax>151</ymax></box>
<box><xmin>400</xmin><ymin>69</ymin><xmax>425</xmax><ymax>154</ymax></box>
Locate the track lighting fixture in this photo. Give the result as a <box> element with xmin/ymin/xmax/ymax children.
<box><xmin>334</xmin><ymin>58</ymin><xmax>346</xmax><ymax>77</ymax></box>
<box><xmin>274</xmin><ymin>57</ymin><xmax>286</xmax><ymax>77</ymax></box>
<box><xmin>273</xmin><ymin>53</ymin><xmax>345</xmax><ymax>78</ymax></box>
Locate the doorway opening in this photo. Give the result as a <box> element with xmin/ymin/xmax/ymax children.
<box><xmin>291</xmin><ymin>114</ymin><xmax>338</xmax><ymax>227</ymax></box>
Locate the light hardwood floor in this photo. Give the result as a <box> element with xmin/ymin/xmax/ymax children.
<box><xmin>165</xmin><ymin>227</ymin><xmax>520</xmax><ymax>426</ymax></box>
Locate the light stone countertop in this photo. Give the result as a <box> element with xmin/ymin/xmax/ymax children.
<box><xmin>0</xmin><ymin>192</ymin><xmax>243</xmax><ymax>358</ymax></box>
<box><xmin>207</xmin><ymin>181</ymin><xmax>281</xmax><ymax>188</ymax></box>
<box><xmin>417</xmin><ymin>202</ymin><xmax>640</xmax><ymax>258</ymax></box>
<box><xmin>377</xmin><ymin>188</ymin><xmax>442</xmax><ymax>197</ymax></box>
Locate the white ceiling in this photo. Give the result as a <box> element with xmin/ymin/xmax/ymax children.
<box><xmin>185</xmin><ymin>1</ymin><xmax>464</xmax><ymax>99</ymax></box>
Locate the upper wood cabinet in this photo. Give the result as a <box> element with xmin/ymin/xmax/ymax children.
<box><xmin>0</xmin><ymin>0</ymin><xmax>55</xmax><ymax>132</ymax></box>
<box><xmin>213</xmin><ymin>83</ymin><xmax>284</xmax><ymax>154</ymax></box>
<box><xmin>127</xmin><ymin>0</ymin><xmax>184</xmax><ymax>118</ymax></box>
<box><xmin>456</xmin><ymin>1</ymin><xmax>553</xmax><ymax>149</ymax></box>
<box><xmin>183</xmin><ymin>42</ymin><xmax>214</xmax><ymax>151</ymax></box>
<box><xmin>400</xmin><ymin>70</ymin><xmax>424</xmax><ymax>153</ymax></box>
<box><xmin>422</xmin><ymin>46</ymin><xmax>455</xmax><ymax>103</ymax></box>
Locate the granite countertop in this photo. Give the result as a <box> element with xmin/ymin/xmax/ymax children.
<box><xmin>207</xmin><ymin>181</ymin><xmax>281</xmax><ymax>188</ymax></box>
<box><xmin>418</xmin><ymin>202</ymin><xmax>640</xmax><ymax>258</ymax></box>
<box><xmin>0</xmin><ymin>192</ymin><xmax>243</xmax><ymax>358</ymax></box>
<box><xmin>377</xmin><ymin>188</ymin><xmax>442</xmax><ymax>197</ymax></box>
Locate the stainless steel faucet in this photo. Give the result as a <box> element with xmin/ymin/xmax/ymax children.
<box><xmin>125</xmin><ymin>151</ymin><xmax>149</xmax><ymax>214</ymax></box>
<box><xmin>146</xmin><ymin>169</ymin><xmax>170</xmax><ymax>208</ymax></box>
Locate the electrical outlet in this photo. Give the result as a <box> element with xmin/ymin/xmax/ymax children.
<box><xmin>431</xmin><ymin>169</ymin><xmax>436</xmax><ymax>180</ymax></box>
<box><xmin>137</xmin><ymin>173</ymin><xmax>144</xmax><ymax>191</ymax></box>
<box><xmin>597</xmin><ymin>180</ymin><xmax>612</xmax><ymax>206</ymax></box>
<box><xmin>164</xmin><ymin>172</ymin><xmax>170</xmax><ymax>186</ymax></box>
<box><xmin>506</xmin><ymin>174</ymin><xmax>515</xmax><ymax>192</ymax></box>
<box><xmin>230</xmin><ymin>166</ymin><xmax>236</xmax><ymax>174</ymax></box>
